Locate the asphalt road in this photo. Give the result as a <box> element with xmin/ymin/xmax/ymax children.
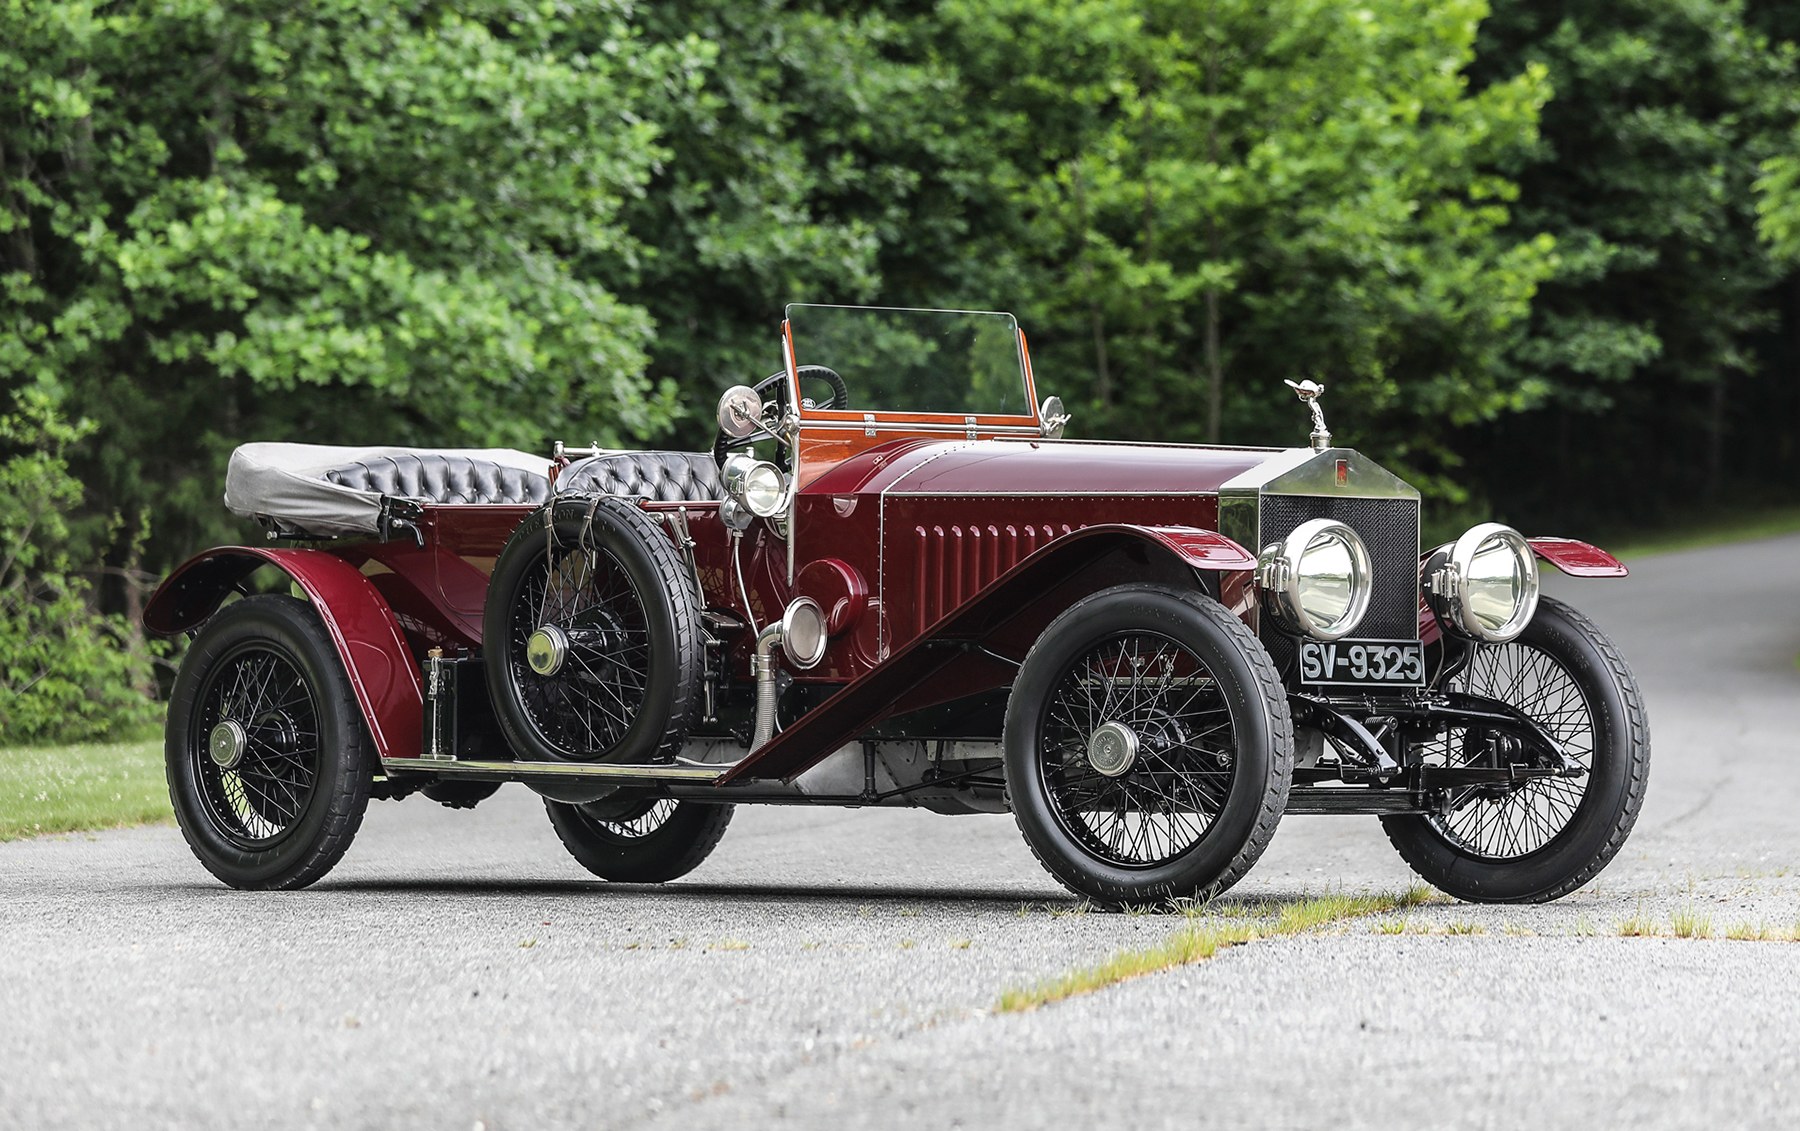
<box><xmin>4</xmin><ymin>534</ymin><xmax>1799</xmax><ymax>1130</ymax></box>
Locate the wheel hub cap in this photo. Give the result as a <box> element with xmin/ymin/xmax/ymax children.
<box><xmin>208</xmin><ymin>719</ymin><xmax>247</xmax><ymax>770</ymax></box>
<box><xmin>526</xmin><ymin>625</ymin><xmax>569</xmax><ymax>676</ymax></box>
<box><xmin>1087</xmin><ymin>721</ymin><xmax>1140</xmax><ymax>778</ymax></box>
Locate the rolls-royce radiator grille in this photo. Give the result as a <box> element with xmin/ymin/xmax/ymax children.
<box><xmin>1256</xmin><ymin>494</ymin><xmax>1421</xmax><ymax>663</ymax></box>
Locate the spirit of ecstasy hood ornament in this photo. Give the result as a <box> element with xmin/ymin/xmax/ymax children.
<box><xmin>1284</xmin><ymin>379</ymin><xmax>1331</xmax><ymax>452</ymax></box>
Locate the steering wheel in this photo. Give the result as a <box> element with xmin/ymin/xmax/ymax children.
<box><xmin>754</xmin><ymin>365</ymin><xmax>849</xmax><ymax>414</ymax></box>
<box><xmin>715</xmin><ymin>365</ymin><xmax>850</xmax><ymax>468</ymax></box>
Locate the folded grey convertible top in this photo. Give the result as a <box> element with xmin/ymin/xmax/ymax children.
<box><xmin>224</xmin><ymin>443</ymin><xmax>554</xmax><ymax>537</ymax></box>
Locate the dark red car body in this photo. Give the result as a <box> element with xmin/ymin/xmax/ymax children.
<box><xmin>145</xmin><ymin>303</ymin><xmax>1643</xmax><ymax>903</ymax></box>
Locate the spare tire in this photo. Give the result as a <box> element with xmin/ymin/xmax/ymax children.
<box><xmin>484</xmin><ymin>495</ymin><xmax>703</xmax><ymax>763</ymax></box>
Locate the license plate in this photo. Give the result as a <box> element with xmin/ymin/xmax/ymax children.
<box><xmin>1299</xmin><ymin>639</ymin><xmax>1425</xmax><ymax>687</ymax></box>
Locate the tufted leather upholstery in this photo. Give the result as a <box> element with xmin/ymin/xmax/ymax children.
<box><xmin>558</xmin><ymin>451</ymin><xmax>723</xmax><ymax>503</ymax></box>
<box><xmin>322</xmin><ymin>453</ymin><xmax>552</xmax><ymax>506</ymax></box>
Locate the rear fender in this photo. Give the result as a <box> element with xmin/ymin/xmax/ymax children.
<box><xmin>717</xmin><ymin>524</ymin><xmax>1254</xmax><ymax>785</ymax></box>
<box><xmin>144</xmin><ymin>547</ymin><xmax>422</xmax><ymax>760</ymax></box>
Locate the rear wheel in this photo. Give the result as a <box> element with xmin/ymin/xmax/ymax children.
<box><xmin>1381</xmin><ymin>596</ymin><xmax>1650</xmax><ymax>902</ymax></box>
<box><xmin>1004</xmin><ymin>584</ymin><xmax>1293</xmax><ymax>907</ymax></box>
<box><xmin>165</xmin><ymin>595</ymin><xmax>372</xmax><ymax>890</ymax></box>
<box><xmin>545</xmin><ymin>795</ymin><xmax>733</xmax><ymax>883</ymax></box>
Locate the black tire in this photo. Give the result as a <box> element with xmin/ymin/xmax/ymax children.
<box><xmin>484</xmin><ymin>496</ymin><xmax>703</xmax><ymax>764</ymax></box>
<box><xmin>164</xmin><ymin>595</ymin><xmax>373</xmax><ymax>890</ymax></box>
<box><xmin>1004</xmin><ymin>584</ymin><xmax>1293</xmax><ymax>906</ymax></box>
<box><xmin>420</xmin><ymin>780</ymin><xmax>503</xmax><ymax>809</ymax></box>
<box><xmin>545</xmin><ymin>795</ymin><xmax>734</xmax><ymax>883</ymax></box>
<box><xmin>1381</xmin><ymin>595</ymin><xmax>1650</xmax><ymax>903</ymax></box>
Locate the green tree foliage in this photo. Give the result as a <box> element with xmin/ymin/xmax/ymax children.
<box><xmin>0</xmin><ymin>390</ymin><xmax>156</xmax><ymax>743</ymax></box>
<box><xmin>1756</xmin><ymin>129</ymin><xmax>1800</xmax><ymax>262</ymax></box>
<box><xmin>0</xmin><ymin>1</ymin><xmax>697</xmax><ymax>561</ymax></box>
<box><xmin>933</xmin><ymin>0</ymin><xmax>1555</xmax><ymax>497</ymax></box>
<box><xmin>624</xmin><ymin>2</ymin><xmax>991</xmax><ymax>408</ymax></box>
<box><xmin>1466</xmin><ymin>0</ymin><xmax>1800</xmax><ymax>526</ymax></box>
<box><xmin>4</xmin><ymin>0</ymin><xmax>1799</xmax><ymax>743</ymax></box>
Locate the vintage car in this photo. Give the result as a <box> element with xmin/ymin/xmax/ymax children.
<box><xmin>145</xmin><ymin>304</ymin><xmax>1649</xmax><ymax>906</ymax></box>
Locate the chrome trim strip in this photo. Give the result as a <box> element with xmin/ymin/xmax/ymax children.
<box><xmin>1220</xmin><ymin>447</ymin><xmax>1420</xmax><ymax>500</ymax></box>
<box><xmin>800</xmin><ymin>420</ymin><xmax>1043</xmax><ymax>436</ymax></box>
<box><xmin>1003</xmin><ymin>438</ymin><xmax>1282</xmax><ymax>454</ymax></box>
<box><xmin>1218</xmin><ymin>447</ymin><xmax>1321</xmax><ymax>493</ymax></box>
<box><xmin>381</xmin><ymin>757</ymin><xmax>726</xmax><ymax>783</ymax></box>
<box><xmin>882</xmin><ymin>490</ymin><xmax>1220</xmax><ymax>498</ymax></box>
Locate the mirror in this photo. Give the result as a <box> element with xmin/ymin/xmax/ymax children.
<box><xmin>717</xmin><ymin>385</ymin><xmax>765</xmax><ymax>439</ymax></box>
<box><xmin>1039</xmin><ymin>395</ymin><xmax>1070</xmax><ymax>439</ymax></box>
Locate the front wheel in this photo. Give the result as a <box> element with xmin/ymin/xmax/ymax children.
<box><xmin>1381</xmin><ymin>595</ymin><xmax>1650</xmax><ymax>903</ymax></box>
<box><xmin>545</xmin><ymin>795</ymin><xmax>733</xmax><ymax>883</ymax></box>
<box><xmin>1004</xmin><ymin>584</ymin><xmax>1293</xmax><ymax>907</ymax></box>
<box><xmin>165</xmin><ymin>595</ymin><xmax>373</xmax><ymax>890</ymax></box>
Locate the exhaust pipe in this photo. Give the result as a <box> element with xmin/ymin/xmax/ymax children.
<box><xmin>751</xmin><ymin>621</ymin><xmax>784</xmax><ymax>750</ymax></box>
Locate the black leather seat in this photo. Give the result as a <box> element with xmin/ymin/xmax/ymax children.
<box><xmin>322</xmin><ymin>453</ymin><xmax>551</xmax><ymax>506</ymax></box>
<box><xmin>558</xmin><ymin>451</ymin><xmax>722</xmax><ymax>503</ymax></box>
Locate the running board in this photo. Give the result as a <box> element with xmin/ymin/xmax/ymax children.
<box><xmin>381</xmin><ymin>757</ymin><xmax>727</xmax><ymax>784</ymax></box>
<box><xmin>1285</xmin><ymin>787</ymin><xmax>1437</xmax><ymax>815</ymax></box>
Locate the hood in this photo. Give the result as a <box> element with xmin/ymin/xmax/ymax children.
<box><xmin>803</xmin><ymin>438</ymin><xmax>1288</xmax><ymax>498</ymax></box>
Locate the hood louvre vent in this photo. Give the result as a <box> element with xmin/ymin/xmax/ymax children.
<box><xmin>911</xmin><ymin>522</ymin><xmax>1081</xmax><ymax>633</ymax></box>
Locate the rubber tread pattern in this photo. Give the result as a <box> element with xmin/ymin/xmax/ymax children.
<box><xmin>1006</xmin><ymin>584</ymin><xmax>1294</xmax><ymax>907</ymax></box>
<box><xmin>485</xmin><ymin>496</ymin><xmax>704</xmax><ymax>764</ymax></box>
<box><xmin>165</xmin><ymin>596</ymin><xmax>374</xmax><ymax>890</ymax></box>
<box><xmin>545</xmin><ymin>799</ymin><xmax>735</xmax><ymax>883</ymax></box>
<box><xmin>1380</xmin><ymin>595</ymin><xmax>1651</xmax><ymax>903</ymax></box>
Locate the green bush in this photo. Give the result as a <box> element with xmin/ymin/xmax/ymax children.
<box><xmin>0</xmin><ymin>390</ymin><xmax>158</xmax><ymax>744</ymax></box>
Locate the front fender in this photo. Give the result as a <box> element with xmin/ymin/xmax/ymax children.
<box><xmin>717</xmin><ymin>523</ymin><xmax>1254</xmax><ymax>785</ymax></box>
<box><xmin>1528</xmin><ymin>537</ymin><xmax>1628</xmax><ymax>578</ymax></box>
<box><xmin>1416</xmin><ymin>536</ymin><xmax>1630</xmax><ymax>644</ymax></box>
<box><xmin>144</xmin><ymin>547</ymin><xmax>422</xmax><ymax>761</ymax></box>
<box><xmin>1123</xmin><ymin>525</ymin><xmax>1257</xmax><ymax>571</ymax></box>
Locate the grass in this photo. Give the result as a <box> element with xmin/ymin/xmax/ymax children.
<box><xmin>1725</xmin><ymin>921</ymin><xmax>1772</xmax><ymax>942</ymax></box>
<box><xmin>1610</xmin><ymin>907</ymin><xmax>1790</xmax><ymax>940</ymax></box>
<box><xmin>1671</xmin><ymin>906</ymin><xmax>1714</xmax><ymax>940</ymax></box>
<box><xmin>995</xmin><ymin>886</ymin><xmax>1439</xmax><ymax>1014</ymax></box>
<box><xmin>1617</xmin><ymin>907</ymin><xmax>1660</xmax><ymax>937</ymax></box>
<box><xmin>0</xmin><ymin>731</ymin><xmax>169</xmax><ymax>842</ymax></box>
<box><xmin>1604</xmin><ymin>504</ymin><xmax>1800</xmax><ymax>561</ymax></box>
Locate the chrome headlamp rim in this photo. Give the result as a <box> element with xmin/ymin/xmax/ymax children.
<box><xmin>721</xmin><ymin>453</ymin><xmax>790</xmax><ymax>519</ymax></box>
<box><xmin>1255</xmin><ymin>517</ymin><xmax>1373</xmax><ymax>642</ymax></box>
<box><xmin>1426</xmin><ymin>522</ymin><xmax>1539</xmax><ymax>644</ymax></box>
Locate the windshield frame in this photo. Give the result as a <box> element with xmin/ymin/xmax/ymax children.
<box><xmin>781</xmin><ymin>303</ymin><xmax>1044</xmax><ymax>435</ymax></box>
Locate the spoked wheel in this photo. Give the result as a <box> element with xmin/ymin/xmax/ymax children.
<box><xmin>485</xmin><ymin>496</ymin><xmax>703</xmax><ymax>764</ymax></box>
<box><xmin>1382</xmin><ymin>595</ymin><xmax>1650</xmax><ymax>902</ymax></box>
<box><xmin>1005</xmin><ymin>584</ymin><xmax>1293</xmax><ymax>907</ymax></box>
<box><xmin>165</xmin><ymin>596</ymin><xmax>373</xmax><ymax>890</ymax></box>
<box><xmin>545</xmin><ymin>794</ymin><xmax>734</xmax><ymax>883</ymax></box>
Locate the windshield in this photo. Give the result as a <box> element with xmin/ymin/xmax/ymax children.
<box><xmin>785</xmin><ymin>304</ymin><xmax>1032</xmax><ymax>418</ymax></box>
